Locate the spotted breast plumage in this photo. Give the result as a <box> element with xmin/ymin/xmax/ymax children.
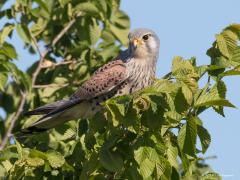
<box><xmin>23</xmin><ymin>28</ymin><xmax>160</xmax><ymax>133</ymax></box>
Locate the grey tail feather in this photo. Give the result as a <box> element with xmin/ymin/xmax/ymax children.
<box><xmin>23</xmin><ymin>109</ymin><xmax>50</xmax><ymax>116</ymax></box>
<box><xmin>20</xmin><ymin>98</ymin><xmax>82</xmax><ymax>135</ymax></box>
<box><xmin>23</xmin><ymin>100</ymin><xmax>69</xmax><ymax>116</ymax></box>
<box><xmin>17</xmin><ymin>126</ymin><xmax>48</xmax><ymax>137</ymax></box>
<box><xmin>36</xmin><ymin>98</ymin><xmax>83</xmax><ymax>123</ymax></box>
<box><xmin>15</xmin><ymin>127</ymin><xmax>48</xmax><ymax>139</ymax></box>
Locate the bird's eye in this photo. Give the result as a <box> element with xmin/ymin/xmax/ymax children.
<box><xmin>142</xmin><ymin>34</ymin><xmax>150</xmax><ymax>41</ymax></box>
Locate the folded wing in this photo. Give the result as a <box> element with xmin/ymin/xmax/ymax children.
<box><xmin>22</xmin><ymin>60</ymin><xmax>128</xmax><ymax>133</ymax></box>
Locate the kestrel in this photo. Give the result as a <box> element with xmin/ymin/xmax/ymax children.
<box><xmin>23</xmin><ymin>28</ymin><xmax>160</xmax><ymax>133</ymax></box>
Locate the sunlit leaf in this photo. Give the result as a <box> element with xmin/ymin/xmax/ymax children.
<box><xmin>178</xmin><ymin>117</ymin><xmax>197</xmax><ymax>157</ymax></box>
<box><xmin>197</xmin><ymin>125</ymin><xmax>211</xmax><ymax>154</ymax></box>
<box><xmin>46</xmin><ymin>151</ymin><xmax>65</xmax><ymax>168</ymax></box>
<box><xmin>16</xmin><ymin>24</ymin><xmax>31</xmax><ymax>44</ymax></box>
<box><xmin>0</xmin><ymin>23</ymin><xmax>14</xmax><ymax>44</ymax></box>
<box><xmin>0</xmin><ymin>42</ymin><xmax>17</xmax><ymax>59</ymax></box>
<box><xmin>74</xmin><ymin>2</ymin><xmax>99</xmax><ymax>17</ymax></box>
<box><xmin>0</xmin><ymin>73</ymin><xmax>7</xmax><ymax>91</ymax></box>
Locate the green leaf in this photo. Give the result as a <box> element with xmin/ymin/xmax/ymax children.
<box><xmin>171</xmin><ymin>57</ymin><xmax>199</xmax><ymax>92</ymax></box>
<box><xmin>200</xmin><ymin>172</ymin><xmax>221</xmax><ymax>180</ymax></box>
<box><xmin>124</xmin><ymin>166</ymin><xmax>142</xmax><ymax>180</ymax></box>
<box><xmin>195</xmin><ymin>99</ymin><xmax>235</xmax><ymax>107</ymax></box>
<box><xmin>80</xmin><ymin>152</ymin><xmax>99</xmax><ymax>178</ymax></box>
<box><xmin>213</xmin><ymin>106</ymin><xmax>225</xmax><ymax>117</ymax></box>
<box><xmin>1</xmin><ymin>61</ymin><xmax>31</xmax><ymax>90</ymax></box>
<box><xmin>26</xmin><ymin>157</ymin><xmax>44</xmax><ymax>167</ymax></box>
<box><xmin>139</xmin><ymin>158</ymin><xmax>155</xmax><ymax>178</ymax></box>
<box><xmin>166</xmin><ymin>142</ymin><xmax>179</xmax><ymax>169</ymax></box>
<box><xmin>165</xmin><ymin>111</ymin><xmax>182</xmax><ymax>125</ymax></box>
<box><xmin>99</xmin><ymin>148</ymin><xmax>123</xmax><ymax>172</ymax></box>
<box><xmin>111</xmin><ymin>10</ymin><xmax>130</xmax><ymax>29</ymax></box>
<box><xmin>182</xmin><ymin>85</ymin><xmax>193</xmax><ymax>105</ymax></box>
<box><xmin>158</xmin><ymin>161</ymin><xmax>172</xmax><ymax>180</ymax></box>
<box><xmin>172</xmin><ymin>56</ymin><xmax>196</xmax><ymax>77</ymax></box>
<box><xmin>230</xmin><ymin>46</ymin><xmax>240</xmax><ymax>63</ymax></box>
<box><xmin>174</xmin><ymin>88</ymin><xmax>189</xmax><ymax>113</ymax></box>
<box><xmin>16</xmin><ymin>24</ymin><xmax>31</xmax><ymax>44</ymax></box>
<box><xmin>195</xmin><ymin>81</ymin><xmax>235</xmax><ymax>108</ymax></box>
<box><xmin>74</xmin><ymin>2</ymin><xmax>99</xmax><ymax>17</ymax></box>
<box><xmin>178</xmin><ymin>117</ymin><xmax>197</xmax><ymax>156</ymax></box>
<box><xmin>0</xmin><ymin>23</ymin><xmax>14</xmax><ymax>44</ymax></box>
<box><xmin>1</xmin><ymin>160</ymin><xmax>12</xmax><ymax>172</ymax></box>
<box><xmin>30</xmin><ymin>19</ymin><xmax>48</xmax><ymax>36</ymax></box>
<box><xmin>0</xmin><ymin>164</ymin><xmax>6</xmax><ymax>178</ymax></box>
<box><xmin>94</xmin><ymin>0</ymin><xmax>107</xmax><ymax>14</ymax></box>
<box><xmin>58</xmin><ymin>0</ymin><xmax>70</xmax><ymax>7</ymax></box>
<box><xmin>216</xmin><ymin>80</ymin><xmax>226</xmax><ymax>98</ymax></box>
<box><xmin>220</xmin><ymin>69</ymin><xmax>240</xmax><ymax>77</ymax></box>
<box><xmin>216</xmin><ymin>34</ymin><xmax>231</xmax><ymax>58</ymax></box>
<box><xmin>216</xmin><ymin>29</ymin><xmax>238</xmax><ymax>58</ymax></box>
<box><xmin>134</xmin><ymin>146</ymin><xmax>159</xmax><ymax>164</ymax></box>
<box><xmin>29</xmin><ymin>149</ymin><xmax>47</xmax><ymax>160</ymax></box>
<box><xmin>0</xmin><ymin>42</ymin><xmax>17</xmax><ymax>59</ymax></box>
<box><xmin>0</xmin><ymin>73</ymin><xmax>7</xmax><ymax>91</ymax></box>
<box><xmin>109</xmin><ymin>24</ymin><xmax>129</xmax><ymax>46</ymax></box>
<box><xmin>196</xmin><ymin>65</ymin><xmax>208</xmax><ymax>78</ymax></box>
<box><xmin>15</xmin><ymin>140</ymin><xmax>23</xmax><ymax>159</ymax></box>
<box><xmin>46</xmin><ymin>150</ymin><xmax>65</xmax><ymax>168</ymax></box>
<box><xmin>155</xmin><ymin>161</ymin><xmax>166</xmax><ymax>178</ymax></box>
<box><xmin>89</xmin><ymin>19</ymin><xmax>101</xmax><ymax>45</ymax></box>
<box><xmin>197</xmin><ymin>125</ymin><xmax>211</xmax><ymax>154</ymax></box>
<box><xmin>9</xmin><ymin>160</ymin><xmax>25</xmax><ymax>180</ymax></box>
<box><xmin>33</xmin><ymin>0</ymin><xmax>50</xmax><ymax>13</ymax></box>
<box><xmin>105</xmin><ymin>96</ymin><xmax>132</xmax><ymax>126</ymax></box>
<box><xmin>60</xmin><ymin>127</ymin><xmax>76</xmax><ymax>140</ymax></box>
<box><xmin>134</xmin><ymin>146</ymin><xmax>159</xmax><ymax>178</ymax></box>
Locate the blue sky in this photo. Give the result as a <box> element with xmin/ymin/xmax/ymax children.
<box><xmin>1</xmin><ymin>0</ymin><xmax>240</xmax><ymax>178</ymax></box>
<box><xmin>121</xmin><ymin>0</ymin><xmax>240</xmax><ymax>179</ymax></box>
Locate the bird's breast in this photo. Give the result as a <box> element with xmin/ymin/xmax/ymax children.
<box><xmin>118</xmin><ymin>59</ymin><xmax>156</xmax><ymax>95</ymax></box>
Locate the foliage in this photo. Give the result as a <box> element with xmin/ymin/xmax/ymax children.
<box><xmin>0</xmin><ymin>0</ymin><xmax>240</xmax><ymax>179</ymax></box>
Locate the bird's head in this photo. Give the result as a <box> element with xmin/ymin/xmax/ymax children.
<box><xmin>128</xmin><ymin>28</ymin><xmax>160</xmax><ymax>59</ymax></box>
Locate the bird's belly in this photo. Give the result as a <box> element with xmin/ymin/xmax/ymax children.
<box><xmin>115</xmin><ymin>80</ymin><xmax>148</xmax><ymax>97</ymax></box>
<box><xmin>63</xmin><ymin>101</ymin><xmax>101</xmax><ymax>119</ymax></box>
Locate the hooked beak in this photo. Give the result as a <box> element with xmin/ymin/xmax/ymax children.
<box><xmin>132</xmin><ymin>38</ymin><xmax>143</xmax><ymax>49</ymax></box>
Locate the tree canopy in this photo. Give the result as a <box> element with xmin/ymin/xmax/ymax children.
<box><xmin>0</xmin><ymin>0</ymin><xmax>240</xmax><ymax>179</ymax></box>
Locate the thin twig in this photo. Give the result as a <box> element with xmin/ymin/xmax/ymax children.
<box><xmin>0</xmin><ymin>92</ymin><xmax>27</xmax><ymax>150</ymax></box>
<box><xmin>32</xmin><ymin>83</ymin><xmax>69</xmax><ymax>89</ymax></box>
<box><xmin>51</xmin><ymin>12</ymin><xmax>82</xmax><ymax>47</ymax></box>
<box><xmin>30</xmin><ymin>33</ymin><xmax>43</xmax><ymax>57</ymax></box>
<box><xmin>32</xmin><ymin>13</ymin><xmax>81</xmax><ymax>86</ymax></box>
<box><xmin>0</xmin><ymin>15</ymin><xmax>80</xmax><ymax>150</ymax></box>
<box><xmin>31</xmin><ymin>49</ymin><xmax>48</xmax><ymax>87</ymax></box>
<box><xmin>40</xmin><ymin>60</ymin><xmax>76</xmax><ymax>69</ymax></box>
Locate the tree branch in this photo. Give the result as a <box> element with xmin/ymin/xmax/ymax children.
<box><xmin>32</xmin><ymin>83</ymin><xmax>69</xmax><ymax>89</ymax></box>
<box><xmin>32</xmin><ymin>12</ymin><xmax>81</xmax><ymax>86</ymax></box>
<box><xmin>0</xmin><ymin>92</ymin><xmax>27</xmax><ymax>150</ymax></box>
<box><xmin>40</xmin><ymin>60</ymin><xmax>76</xmax><ymax>69</ymax></box>
<box><xmin>0</xmin><ymin>15</ymin><xmax>81</xmax><ymax>150</ymax></box>
<box><xmin>51</xmin><ymin>12</ymin><xmax>82</xmax><ymax>47</ymax></box>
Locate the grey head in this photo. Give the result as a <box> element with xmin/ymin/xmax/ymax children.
<box><xmin>128</xmin><ymin>28</ymin><xmax>160</xmax><ymax>59</ymax></box>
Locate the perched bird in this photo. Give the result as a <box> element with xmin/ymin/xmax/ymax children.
<box><xmin>23</xmin><ymin>28</ymin><xmax>160</xmax><ymax>133</ymax></box>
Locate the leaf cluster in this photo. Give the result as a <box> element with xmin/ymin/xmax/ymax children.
<box><xmin>0</xmin><ymin>0</ymin><xmax>240</xmax><ymax>179</ymax></box>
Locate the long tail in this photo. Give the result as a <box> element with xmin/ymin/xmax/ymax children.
<box><xmin>23</xmin><ymin>100</ymin><xmax>69</xmax><ymax>116</ymax></box>
<box><xmin>21</xmin><ymin>98</ymin><xmax>84</xmax><ymax>134</ymax></box>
